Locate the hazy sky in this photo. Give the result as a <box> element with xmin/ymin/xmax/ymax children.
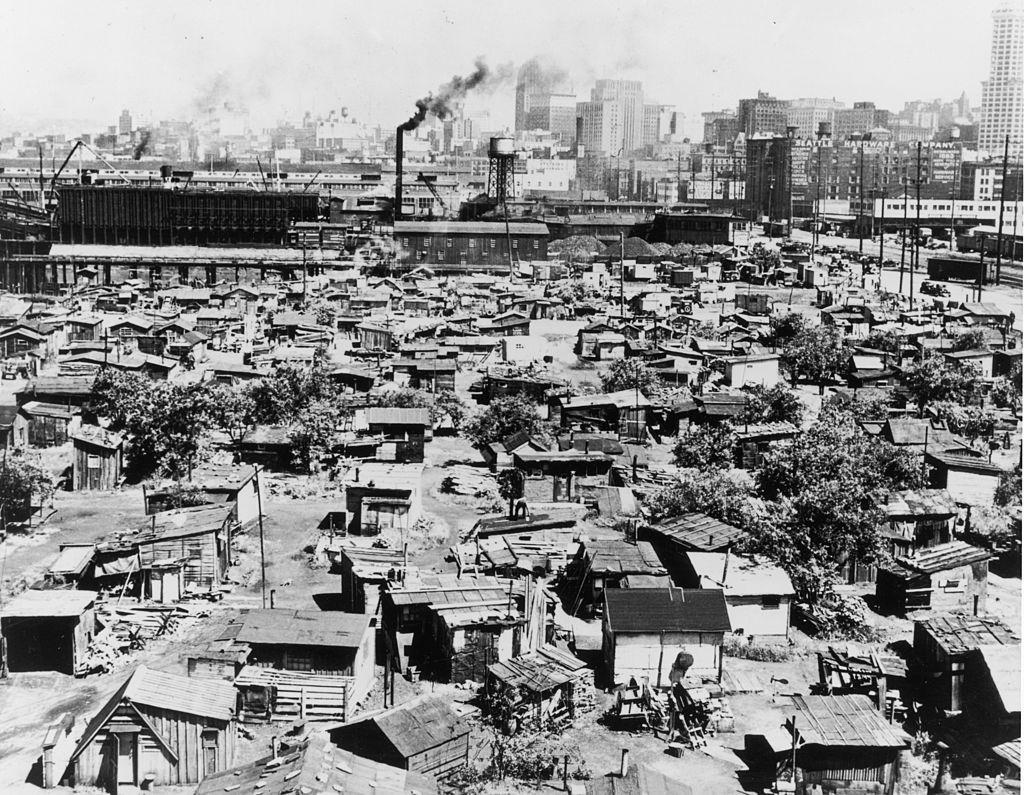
<box><xmin>0</xmin><ymin>0</ymin><xmax>998</xmax><ymax>140</ymax></box>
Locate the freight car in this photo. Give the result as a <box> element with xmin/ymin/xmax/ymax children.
<box><xmin>927</xmin><ymin>254</ymin><xmax>991</xmax><ymax>285</ymax></box>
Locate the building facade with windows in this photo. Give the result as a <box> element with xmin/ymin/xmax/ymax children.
<box><xmin>393</xmin><ymin>221</ymin><xmax>549</xmax><ymax>269</ymax></box>
<box><xmin>979</xmin><ymin>2</ymin><xmax>1024</xmax><ymax>160</ymax></box>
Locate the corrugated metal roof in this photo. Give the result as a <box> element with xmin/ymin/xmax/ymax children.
<box><xmin>195</xmin><ymin>732</ymin><xmax>438</xmax><ymax>795</ymax></box>
<box><xmin>790</xmin><ymin>694</ymin><xmax>910</xmax><ymax>748</ymax></box>
<box><xmin>604</xmin><ymin>587</ymin><xmax>730</xmax><ymax>634</ymax></box>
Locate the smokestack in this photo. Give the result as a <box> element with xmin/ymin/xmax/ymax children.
<box><xmin>395</xmin><ymin>127</ymin><xmax>405</xmax><ymax>221</ymax></box>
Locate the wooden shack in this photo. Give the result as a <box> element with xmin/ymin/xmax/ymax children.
<box><xmin>363</xmin><ymin>407</ymin><xmax>433</xmax><ymax>463</ymax></box>
<box><xmin>878</xmin><ymin>488</ymin><xmax>958</xmax><ymax>558</ymax></box>
<box><xmin>772</xmin><ymin>694</ymin><xmax>911</xmax><ymax>795</ymax></box>
<box><xmin>71</xmin><ymin>425</ymin><xmax>124</xmax><ymax>491</ymax></box>
<box><xmin>0</xmin><ymin>589</ymin><xmax>95</xmax><ymax>675</ymax></box>
<box><xmin>875</xmin><ymin>540</ymin><xmax>992</xmax><ymax>615</ymax></box>
<box><xmin>65</xmin><ymin>665</ymin><xmax>237</xmax><ymax>789</ymax></box>
<box><xmin>194</xmin><ymin>731</ymin><xmax>439</xmax><ymax>795</ymax></box>
<box><xmin>913</xmin><ymin>614</ymin><xmax>1020</xmax><ymax>713</ymax></box>
<box><xmin>486</xmin><ymin>645</ymin><xmax>595</xmax><ymax>733</ymax></box>
<box><xmin>145</xmin><ymin>464</ymin><xmax>260</xmax><ymax>527</ymax></box>
<box><xmin>329</xmin><ymin>695</ymin><xmax>471</xmax><ymax>781</ymax></box>
<box><xmin>20</xmin><ymin>401</ymin><xmax>77</xmax><ymax>447</ymax></box>
<box><xmin>134</xmin><ymin>504</ymin><xmax>236</xmax><ymax>592</ymax></box>
<box><xmin>327</xmin><ymin>542</ymin><xmax>409</xmax><ymax>616</ymax></box>
<box><xmin>602</xmin><ymin>587</ymin><xmax>731</xmax><ymax>687</ymax></box>
<box><xmin>513</xmin><ymin>450</ymin><xmax>613</xmax><ymax>503</ymax></box>
<box><xmin>561</xmin><ymin>539</ymin><xmax>669</xmax><ymax>616</ymax></box>
<box><xmin>342</xmin><ymin>462</ymin><xmax>424</xmax><ymax>536</ymax></box>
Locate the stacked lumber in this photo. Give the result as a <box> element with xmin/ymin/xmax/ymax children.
<box><xmin>80</xmin><ymin>603</ymin><xmax>183</xmax><ymax>675</ymax></box>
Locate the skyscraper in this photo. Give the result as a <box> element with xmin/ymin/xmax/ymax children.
<box><xmin>118</xmin><ymin>109</ymin><xmax>133</xmax><ymax>136</ymax></box>
<box><xmin>591</xmin><ymin>79</ymin><xmax>644</xmax><ymax>153</ymax></box>
<box><xmin>515</xmin><ymin>59</ymin><xmax>573</xmax><ymax>133</ymax></box>
<box><xmin>979</xmin><ymin>1</ymin><xmax>1024</xmax><ymax>160</ymax></box>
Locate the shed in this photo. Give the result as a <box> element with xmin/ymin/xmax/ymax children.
<box><xmin>342</xmin><ymin>462</ymin><xmax>424</xmax><ymax>536</ymax></box>
<box><xmin>134</xmin><ymin>504</ymin><xmax>236</xmax><ymax>592</ymax></box>
<box><xmin>772</xmin><ymin>694</ymin><xmax>911</xmax><ymax>795</ymax></box>
<box><xmin>194</xmin><ymin>731</ymin><xmax>438</xmax><ymax>795</ymax></box>
<box><xmin>329</xmin><ymin>695</ymin><xmax>471</xmax><ymax>780</ymax></box>
<box><xmin>0</xmin><ymin>589</ymin><xmax>95</xmax><ymax>675</ymax></box>
<box><xmin>875</xmin><ymin>540</ymin><xmax>992</xmax><ymax>614</ymax></box>
<box><xmin>681</xmin><ymin>552</ymin><xmax>794</xmax><ymax>641</ymax></box>
<box><xmin>20</xmin><ymin>400</ymin><xmax>78</xmax><ymax>447</ymax></box>
<box><xmin>71</xmin><ymin>424</ymin><xmax>124</xmax><ymax>491</ymax></box>
<box><xmin>602</xmin><ymin>587</ymin><xmax>730</xmax><ymax>686</ymax></box>
<box><xmin>561</xmin><ymin>539</ymin><xmax>669</xmax><ymax>615</ymax></box>
<box><xmin>878</xmin><ymin>488</ymin><xmax>958</xmax><ymax>557</ymax></box>
<box><xmin>486</xmin><ymin>645</ymin><xmax>595</xmax><ymax>732</ymax></box>
<box><xmin>66</xmin><ymin>665</ymin><xmax>237</xmax><ymax>789</ymax></box>
<box><xmin>364</xmin><ymin>407</ymin><xmax>433</xmax><ymax>463</ymax></box>
<box><xmin>926</xmin><ymin>453</ymin><xmax>1005</xmax><ymax>507</ymax></box>
<box><xmin>327</xmin><ymin>542</ymin><xmax>410</xmax><ymax>616</ymax></box>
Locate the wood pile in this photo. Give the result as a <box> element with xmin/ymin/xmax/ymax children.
<box><xmin>80</xmin><ymin>603</ymin><xmax>185</xmax><ymax>675</ymax></box>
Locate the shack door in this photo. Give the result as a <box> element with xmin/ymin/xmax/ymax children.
<box><xmin>202</xmin><ymin>729</ymin><xmax>220</xmax><ymax>776</ymax></box>
<box><xmin>86</xmin><ymin>454</ymin><xmax>102</xmax><ymax>490</ymax></box>
<box><xmin>116</xmin><ymin>733</ymin><xmax>137</xmax><ymax>786</ymax></box>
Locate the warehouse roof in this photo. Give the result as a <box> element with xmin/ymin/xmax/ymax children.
<box><xmin>394</xmin><ymin>221</ymin><xmax>549</xmax><ymax>236</ymax></box>
<box><xmin>604</xmin><ymin>587</ymin><xmax>730</xmax><ymax>634</ymax></box>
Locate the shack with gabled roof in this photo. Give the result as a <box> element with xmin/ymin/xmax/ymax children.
<box><xmin>875</xmin><ymin>539</ymin><xmax>992</xmax><ymax>614</ymax></box>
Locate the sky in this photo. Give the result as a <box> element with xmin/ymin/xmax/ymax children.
<box><xmin>0</xmin><ymin>0</ymin><xmax>1000</xmax><ymax>141</ymax></box>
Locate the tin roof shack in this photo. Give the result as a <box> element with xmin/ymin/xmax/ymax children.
<box><xmin>389</xmin><ymin>358</ymin><xmax>457</xmax><ymax>393</ymax></box>
<box><xmin>486</xmin><ymin>645</ymin><xmax>595</xmax><ymax>733</ymax></box>
<box><xmin>229</xmin><ymin>608</ymin><xmax>375</xmax><ymax>710</ymax></box>
<box><xmin>681</xmin><ymin>552</ymin><xmax>794</xmax><ymax>642</ymax></box>
<box><xmin>195</xmin><ymin>731</ymin><xmax>439</xmax><ymax>795</ymax></box>
<box><xmin>513</xmin><ymin>450</ymin><xmax>613</xmax><ymax>503</ymax></box>
<box><xmin>943</xmin><ymin>348</ymin><xmax>995</xmax><ymax>379</ymax></box>
<box><xmin>722</xmin><ymin>353</ymin><xmax>782</xmax><ymax>389</ymax></box>
<box><xmin>70</xmin><ymin>424</ymin><xmax>124</xmax><ymax>491</ymax></box>
<box><xmin>876</xmin><ymin>540</ymin><xmax>992</xmax><ymax>615</ymax></box>
<box><xmin>926</xmin><ymin>453</ymin><xmax>1005</xmax><ymax>507</ymax></box>
<box><xmin>327</xmin><ymin>542</ymin><xmax>410</xmax><ymax>617</ymax></box>
<box><xmin>144</xmin><ymin>464</ymin><xmax>260</xmax><ymax>527</ymax></box>
<box><xmin>641</xmin><ymin>512</ymin><xmax>750</xmax><ymax>575</ymax></box>
<box><xmin>878</xmin><ymin>488</ymin><xmax>958</xmax><ymax>558</ymax></box>
<box><xmin>364</xmin><ymin>407</ymin><xmax>433</xmax><ymax>463</ymax></box>
<box><xmin>381</xmin><ymin>574</ymin><xmax>551</xmax><ymax>683</ymax></box>
<box><xmin>17</xmin><ymin>375</ymin><xmax>94</xmax><ymax>408</ymax></box>
<box><xmin>559</xmin><ymin>389</ymin><xmax>653</xmax><ymax>439</ymax></box>
<box><xmin>732</xmin><ymin>422</ymin><xmax>798</xmax><ymax>470</ymax></box>
<box><xmin>771</xmin><ymin>694</ymin><xmax>911</xmax><ymax>795</ymax></box>
<box><xmin>19</xmin><ymin>400</ymin><xmax>78</xmax><ymax>447</ymax></box>
<box><xmin>238</xmin><ymin>425</ymin><xmax>296</xmax><ymax>471</ymax></box>
<box><xmin>134</xmin><ymin>504</ymin><xmax>236</xmax><ymax>593</ymax></box>
<box><xmin>912</xmin><ymin>615</ymin><xmax>1020</xmax><ymax>714</ymax></box>
<box><xmin>480</xmin><ymin>430</ymin><xmax>548</xmax><ymax>472</ymax></box>
<box><xmin>0</xmin><ymin>589</ymin><xmax>95</xmax><ymax>675</ymax></box>
<box><xmin>561</xmin><ymin>539</ymin><xmax>669</xmax><ymax>617</ymax></box>
<box><xmin>66</xmin><ymin>665</ymin><xmax>237</xmax><ymax>790</ymax></box>
<box><xmin>330</xmin><ymin>695</ymin><xmax>471</xmax><ymax>781</ymax></box>
<box><xmin>602</xmin><ymin>587</ymin><xmax>730</xmax><ymax>687</ymax></box>
<box><xmin>343</xmin><ymin>462</ymin><xmax>424</xmax><ymax>536</ymax></box>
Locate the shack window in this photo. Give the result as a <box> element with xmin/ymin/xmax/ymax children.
<box><xmin>761</xmin><ymin>595</ymin><xmax>781</xmax><ymax>609</ymax></box>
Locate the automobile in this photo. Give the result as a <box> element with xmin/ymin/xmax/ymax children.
<box><xmin>926</xmin><ymin>241</ymin><xmax>948</xmax><ymax>249</ymax></box>
<box><xmin>920</xmin><ymin>281</ymin><xmax>950</xmax><ymax>297</ymax></box>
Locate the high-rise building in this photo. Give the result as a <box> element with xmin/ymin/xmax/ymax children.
<box><xmin>737</xmin><ymin>92</ymin><xmax>789</xmax><ymax>136</ymax></box>
<box><xmin>979</xmin><ymin>1</ymin><xmax>1024</xmax><ymax>160</ymax></box>
<box><xmin>575</xmin><ymin>100</ymin><xmax>622</xmax><ymax>156</ymax></box>
<box><xmin>526</xmin><ymin>93</ymin><xmax>578</xmax><ymax>139</ymax></box>
<box><xmin>515</xmin><ymin>59</ymin><xmax>573</xmax><ymax>133</ymax></box>
<box><xmin>642</xmin><ymin>103</ymin><xmax>677</xmax><ymax>147</ymax></box>
<box><xmin>786</xmin><ymin>98</ymin><xmax>845</xmax><ymax>139</ymax></box>
<box><xmin>745</xmin><ymin>133</ymin><xmax>792</xmax><ymax>222</ymax></box>
<box><xmin>591</xmin><ymin>79</ymin><xmax>645</xmax><ymax>153</ymax></box>
<box><xmin>833</xmin><ymin>102</ymin><xmax>891</xmax><ymax>141</ymax></box>
<box><xmin>702</xmin><ymin>110</ymin><xmax>739</xmax><ymax>147</ymax></box>
<box><xmin>118</xmin><ymin>109</ymin><xmax>133</xmax><ymax>136</ymax></box>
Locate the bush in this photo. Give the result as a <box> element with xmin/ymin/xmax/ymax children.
<box><xmin>723</xmin><ymin>635</ymin><xmax>792</xmax><ymax>662</ymax></box>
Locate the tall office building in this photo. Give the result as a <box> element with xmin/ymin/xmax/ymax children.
<box><xmin>118</xmin><ymin>109</ymin><xmax>133</xmax><ymax>136</ymax></box>
<box><xmin>979</xmin><ymin>1</ymin><xmax>1024</xmax><ymax>160</ymax></box>
<box><xmin>575</xmin><ymin>100</ymin><xmax>622</xmax><ymax>155</ymax></box>
<box><xmin>591</xmin><ymin>79</ymin><xmax>645</xmax><ymax>153</ymax></box>
<box><xmin>786</xmin><ymin>98</ymin><xmax>845</xmax><ymax>139</ymax></box>
<box><xmin>737</xmin><ymin>92</ymin><xmax>790</xmax><ymax>136</ymax></box>
<box><xmin>515</xmin><ymin>59</ymin><xmax>573</xmax><ymax>133</ymax></box>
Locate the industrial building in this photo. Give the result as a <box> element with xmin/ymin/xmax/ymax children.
<box><xmin>393</xmin><ymin>220</ymin><xmax>548</xmax><ymax>270</ymax></box>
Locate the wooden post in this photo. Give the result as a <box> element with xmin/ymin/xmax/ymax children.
<box><xmin>299</xmin><ymin>687</ymin><xmax>306</xmax><ymax>720</ymax></box>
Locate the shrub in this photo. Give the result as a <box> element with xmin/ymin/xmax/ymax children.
<box><xmin>723</xmin><ymin>635</ymin><xmax>792</xmax><ymax>662</ymax></box>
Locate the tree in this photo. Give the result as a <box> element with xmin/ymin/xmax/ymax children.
<box><xmin>990</xmin><ymin>361</ymin><xmax>1022</xmax><ymax>413</ymax></box>
<box><xmin>376</xmin><ymin>387</ymin><xmax>465</xmax><ymax>428</ymax></box>
<box><xmin>646</xmin><ymin>468</ymin><xmax>772</xmax><ymax>531</ymax></box>
<box><xmin>496</xmin><ymin>469</ymin><xmax>525</xmax><ymax>518</ymax></box>
<box><xmin>289</xmin><ymin>397</ymin><xmax>344</xmax><ymax>473</ymax></box>
<box><xmin>739</xmin><ymin>384</ymin><xmax>804</xmax><ymax>426</ymax></box>
<box><xmin>950</xmin><ymin>328</ymin><xmax>987</xmax><ymax>352</ymax></box>
<box><xmin>780</xmin><ymin>324</ymin><xmax>847</xmax><ymax>394</ymax></box>
<box><xmin>690</xmin><ymin>320</ymin><xmax>729</xmax><ymax>341</ymax></box>
<box><xmin>673</xmin><ymin>423</ymin><xmax>736</xmax><ymax>470</ymax></box>
<box><xmin>433</xmin><ymin>390</ymin><xmax>468</xmax><ymax>430</ymax></box>
<box><xmin>248</xmin><ymin>362</ymin><xmax>332</xmax><ymax>425</ymax></box>
<box><xmin>210</xmin><ymin>382</ymin><xmax>260</xmax><ymax>444</ymax></box>
<box><xmin>767</xmin><ymin>312</ymin><xmax>810</xmax><ymax>348</ymax></box>
<box><xmin>0</xmin><ymin>451</ymin><xmax>52</xmax><ymax>527</ymax></box>
<box><xmin>863</xmin><ymin>329</ymin><xmax>903</xmax><ymax>354</ymax></box>
<box><xmin>902</xmin><ymin>355</ymin><xmax>980</xmax><ymax>416</ymax></box>
<box><xmin>934</xmin><ymin>402</ymin><xmax>998</xmax><ymax>445</ymax></box>
<box><xmin>308</xmin><ymin>299</ymin><xmax>337</xmax><ymax>328</ymax></box>
<box><xmin>994</xmin><ymin>466</ymin><xmax>1021</xmax><ymax>508</ymax></box>
<box><xmin>599</xmin><ymin>358</ymin><xmax>658</xmax><ymax>394</ymax></box>
<box><xmin>463</xmin><ymin>394</ymin><xmax>549</xmax><ymax>449</ymax></box>
<box><xmin>821</xmin><ymin>391</ymin><xmax>892</xmax><ymax>422</ymax></box>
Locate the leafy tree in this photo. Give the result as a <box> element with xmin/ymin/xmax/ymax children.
<box><xmin>780</xmin><ymin>324</ymin><xmax>847</xmax><ymax>394</ymax></box>
<box><xmin>210</xmin><ymin>382</ymin><xmax>260</xmax><ymax>444</ymax></box>
<box><xmin>376</xmin><ymin>387</ymin><xmax>466</xmax><ymax>428</ymax></box>
<box><xmin>864</xmin><ymin>329</ymin><xmax>903</xmax><ymax>354</ymax></box>
<box><xmin>934</xmin><ymin>402</ymin><xmax>998</xmax><ymax>445</ymax></box>
<box><xmin>821</xmin><ymin>391</ymin><xmax>892</xmax><ymax>423</ymax></box>
<box><xmin>739</xmin><ymin>384</ymin><xmax>804</xmax><ymax>426</ymax></box>
<box><xmin>289</xmin><ymin>397</ymin><xmax>344</xmax><ymax>473</ymax></box>
<box><xmin>496</xmin><ymin>469</ymin><xmax>526</xmax><ymax>518</ymax></box>
<box><xmin>673</xmin><ymin>423</ymin><xmax>736</xmax><ymax>470</ymax></box>
<box><xmin>767</xmin><ymin>312</ymin><xmax>810</xmax><ymax>348</ymax></box>
<box><xmin>646</xmin><ymin>468</ymin><xmax>779</xmax><ymax>532</ymax></box>
<box><xmin>950</xmin><ymin>328</ymin><xmax>987</xmax><ymax>352</ymax></box>
<box><xmin>599</xmin><ymin>358</ymin><xmax>658</xmax><ymax>394</ymax></box>
<box><xmin>0</xmin><ymin>451</ymin><xmax>53</xmax><ymax>527</ymax></box>
<box><xmin>248</xmin><ymin>362</ymin><xmax>332</xmax><ymax>425</ymax></box>
<box><xmin>994</xmin><ymin>466</ymin><xmax>1021</xmax><ymax>508</ymax></box>
<box><xmin>990</xmin><ymin>362</ymin><xmax>1022</xmax><ymax>412</ymax></box>
<box><xmin>901</xmin><ymin>355</ymin><xmax>980</xmax><ymax>416</ymax></box>
<box><xmin>433</xmin><ymin>390</ymin><xmax>468</xmax><ymax>430</ymax></box>
<box><xmin>308</xmin><ymin>299</ymin><xmax>337</xmax><ymax>328</ymax></box>
<box><xmin>690</xmin><ymin>320</ymin><xmax>729</xmax><ymax>341</ymax></box>
<box><xmin>463</xmin><ymin>394</ymin><xmax>549</xmax><ymax>449</ymax></box>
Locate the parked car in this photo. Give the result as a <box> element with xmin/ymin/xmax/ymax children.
<box><xmin>920</xmin><ymin>281</ymin><xmax>950</xmax><ymax>297</ymax></box>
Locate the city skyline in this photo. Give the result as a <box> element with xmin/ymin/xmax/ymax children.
<box><xmin>0</xmin><ymin>0</ymin><xmax>1002</xmax><ymax>141</ymax></box>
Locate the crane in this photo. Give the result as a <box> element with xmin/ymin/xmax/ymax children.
<box><xmin>416</xmin><ymin>172</ymin><xmax>448</xmax><ymax>217</ymax></box>
<box><xmin>46</xmin><ymin>139</ymin><xmax>132</xmax><ymax>215</ymax></box>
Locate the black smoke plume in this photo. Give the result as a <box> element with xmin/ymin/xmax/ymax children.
<box><xmin>132</xmin><ymin>130</ymin><xmax>151</xmax><ymax>160</ymax></box>
<box><xmin>400</xmin><ymin>58</ymin><xmax>512</xmax><ymax>131</ymax></box>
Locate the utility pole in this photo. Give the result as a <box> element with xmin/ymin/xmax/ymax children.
<box><xmin>878</xmin><ymin>186</ymin><xmax>886</xmax><ymax>266</ymax></box>
<box><xmin>619</xmin><ymin>231</ymin><xmax>625</xmax><ymax>320</ymax></box>
<box><xmin>994</xmin><ymin>133</ymin><xmax>1009</xmax><ymax>285</ymax></box>
<box><xmin>900</xmin><ymin>171</ymin><xmax>908</xmax><ymax>294</ymax></box>
<box><xmin>912</xmin><ymin>140</ymin><xmax>922</xmax><ymax>308</ymax></box>
<box><xmin>812</xmin><ymin>137</ymin><xmax>822</xmax><ymax>260</ymax></box>
<box><xmin>950</xmin><ymin>144</ymin><xmax>960</xmax><ymax>252</ymax></box>
<box><xmin>858</xmin><ymin>140</ymin><xmax>865</xmax><ymax>253</ymax></box>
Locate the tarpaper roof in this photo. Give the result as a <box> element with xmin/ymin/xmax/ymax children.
<box><xmin>604</xmin><ymin>587</ymin><xmax>730</xmax><ymax>634</ymax></box>
<box><xmin>488</xmin><ymin>645</ymin><xmax>589</xmax><ymax>693</ymax></box>
<box><xmin>0</xmin><ymin>588</ymin><xmax>95</xmax><ymax>617</ymax></box>
<box><xmin>648</xmin><ymin>512</ymin><xmax>748</xmax><ymax>551</ymax></box>
<box><xmin>917</xmin><ymin>614</ymin><xmax>1020</xmax><ymax>655</ymax></box>
<box><xmin>581</xmin><ymin>539</ymin><xmax>666</xmax><ymax>576</ymax></box>
<box><xmin>345</xmin><ymin>696</ymin><xmax>470</xmax><ymax>759</ymax></box>
<box><xmin>233</xmin><ymin>609</ymin><xmax>371</xmax><ymax>648</ymax></box>
<box><xmin>687</xmin><ymin>552</ymin><xmax>795</xmax><ymax>597</ymax></box>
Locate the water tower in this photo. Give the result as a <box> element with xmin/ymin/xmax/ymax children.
<box><xmin>487</xmin><ymin>136</ymin><xmax>517</xmax><ymax>203</ymax></box>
